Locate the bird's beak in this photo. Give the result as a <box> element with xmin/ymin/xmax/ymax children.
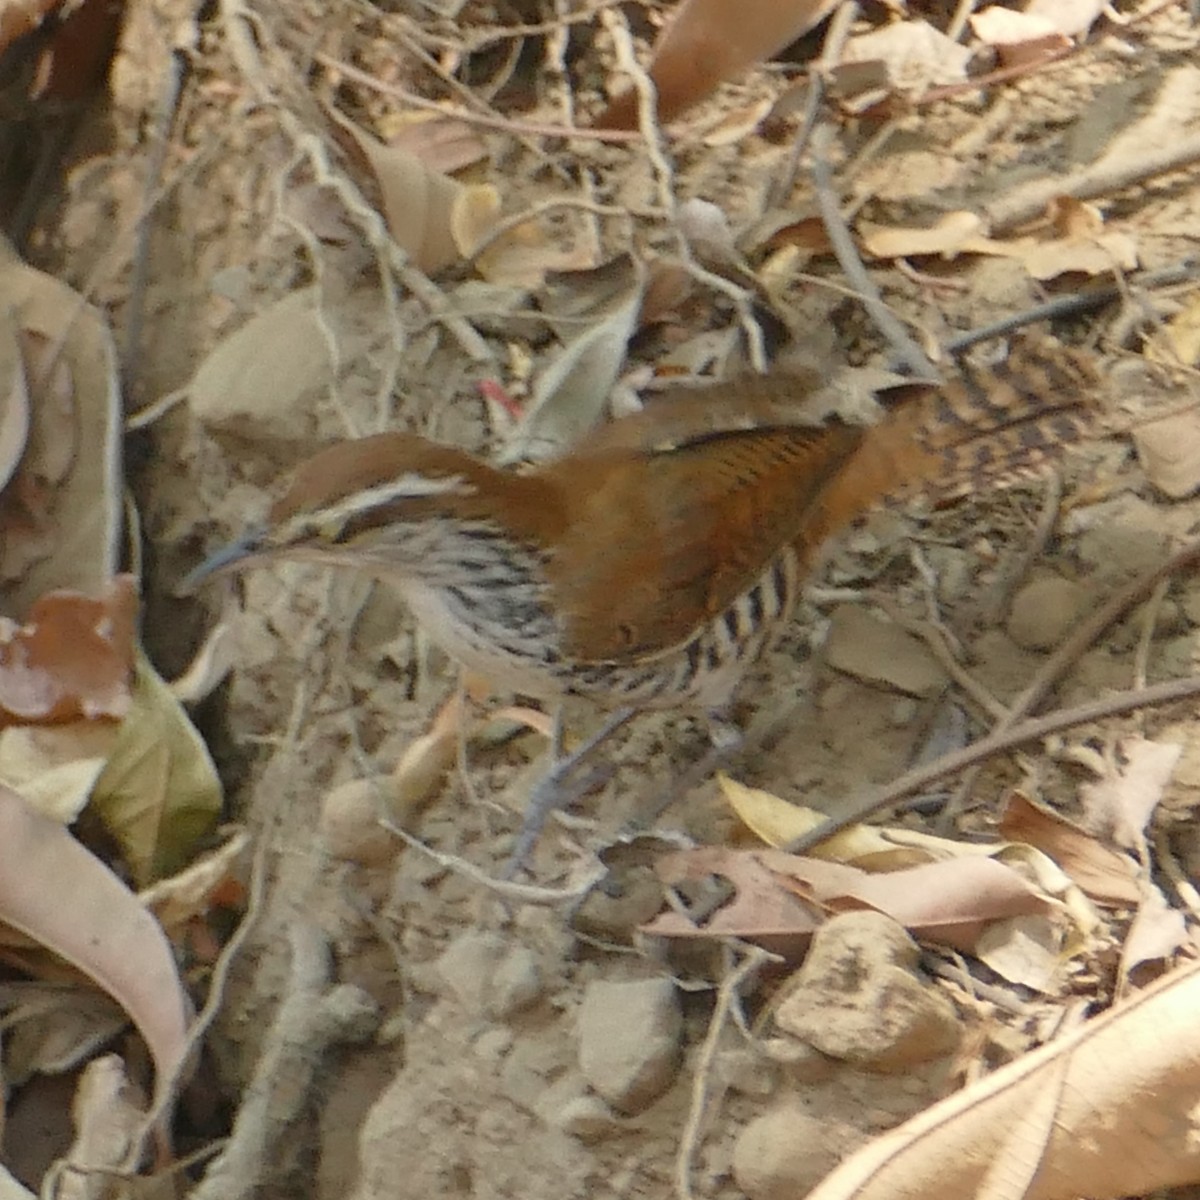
<box><xmin>179</xmin><ymin>524</ymin><xmax>268</xmax><ymax>595</ymax></box>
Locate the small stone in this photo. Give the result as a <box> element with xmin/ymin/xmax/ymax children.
<box><xmin>577</xmin><ymin>978</ymin><xmax>682</xmax><ymax>1114</ymax></box>
<box><xmin>823</xmin><ymin>606</ymin><xmax>948</xmax><ymax>698</ymax></box>
<box><xmin>490</xmin><ymin>947</ymin><xmax>543</xmax><ymax>1019</ymax></box>
<box><xmin>318</xmin><ymin>778</ymin><xmax>400</xmax><ymax>866</ymax></box>
<box><xmin>733</xmin><ymin>1100</ymin><xmax>855</xmax><ymax>1200</ymax></box>
<box><xmin>434</xmin><ymin>934</ymin><xmax>543</xmax><ymax>1021</ymax></box>
<box><xmin>775</xmin><ymin>912</ymin><xmax>960</xmax><ymax>1072</ymax></box>
<box><xmin>717</xmin><ymin>1046</ymin><xmax>777</xmax><ymax>1098</ymax></box>
<box><xmin>1007</xmin><ymin>576</ymin><xmax>1089</xmax><ymax>651</ymax></box>
<box><xmin>535</xmin><ymin>1075</ymin><xmax>621</xmax><ymax>1142</ymax></box>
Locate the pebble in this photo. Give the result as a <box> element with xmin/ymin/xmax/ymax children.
<box><xmin>434</xmin><ymin>932</ymin><xmax>543</xmax><ymax>1020</ymax></box>
<box><xmin>774</xmin><ymin>912</ymin><xmax>961</xmax><ymax>1072</ymax></box>
<box><xmin>577</xmin><ymin>978</ymin><xmax>682</xmax><ymax>1114</ymax></box>
<box><xmin>1006</xmin><ymin>576</ymin><xmax>1089</xmax><ymax>651</ymax></box>
<box><xmin>823</xmin><ymin>606</ymin><xmax>947</xmax><ymax>698</ymax></box>
<box><xmin>318</xmin><ymin>777</ymin><xmax>400</xmax><ymax>866</ymax></box>
<box><xmin>733</xmin><ymin>1100</ymin><xmax>852</xmax><ymax>1200</ymax></box>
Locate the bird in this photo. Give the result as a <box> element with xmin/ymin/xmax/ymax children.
<box><xmin>186</xmin><ymin>337</ymin><xmax>1097</xmax><ymax>871</ymax></box>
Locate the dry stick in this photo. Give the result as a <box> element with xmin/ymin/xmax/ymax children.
<box><xmin>788</xmin><ymin>539</ymin><xmax>1200</xmax><ymax>851</ymax></box>
<box><xmin>809</xmin><ymin>125</ymin><xmax>939</xmax><ymax>381</ymax></box>
<box><xmin>220</xmin><ymin>0</ymin><xmax>492</xmax><ymax>364</ymax></box>
<box><xmin>602</xmin><ymin>10</ymin><xmax>769</xmax><ymax>374</ymax></box>
<box><xmin>313</xmin><ymin>51</ymin><xmax>641</xmax><ymax>144</ymax></box>
<box><xmin>943</xmin><ymin>260</ymin><xmax>1200</xmax><ymax>353</ymax></box>
<box><xmin>981</xmin><ymin>469</ymin><xmax>1064</xmax><ymax>626</ymax></box>
<box><xmin>984</xmin><ymin>129</ymin><xmax>1200</xmax><ymax>235</ymax></box>
<box><xmin>769</xmin><ymin>0</ymin><xmax>859</xmax><ymax>207</ymax></box>
<box><xmin>783</xmin><ymin>673</ymin><xmax>1200</xmax><ymax>854</ymax></box>
<box><xmin>187</xmin><ymin>924</ymin><xmax>379</xmax><ymax>1200</ymax></box>
<box><xmin>675</xmin><ymin>945</ymin><xmax>778</xmax><ymax>1200</ymax></box>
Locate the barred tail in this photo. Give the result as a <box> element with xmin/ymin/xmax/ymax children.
<box><xmin>797</xmin><ymin>337</ymin><xmax>1099</xmax><ymax>552</ymax></box>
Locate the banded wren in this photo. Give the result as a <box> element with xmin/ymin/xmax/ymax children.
<box><xmin>188</xmin><ymin>339</ymin><xmax>1096</xmax><ymax>869</ymax></box>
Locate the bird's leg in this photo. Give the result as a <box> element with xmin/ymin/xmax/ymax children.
<box><xmin>632</xmin><ymin>705</ymin><xmax>748</xmax><ymax>830</ymax></box>
<box><xmin>502</xmin><ymin>705</ymin><xmax>640</xmax><ymax>877</ymax></box>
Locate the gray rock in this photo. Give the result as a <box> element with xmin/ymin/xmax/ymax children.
<box><xmin>577</xmin><ymin>978</ymin><xmax>682</xmax><ymax>1114</ymax></box>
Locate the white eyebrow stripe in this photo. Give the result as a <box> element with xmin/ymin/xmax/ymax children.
<box><xmin>313</xmin><ymin>473</ymin><xmax>476</xmax><ymax>527</ymax></box>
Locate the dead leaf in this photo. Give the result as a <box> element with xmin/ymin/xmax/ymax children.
<box><xmin>1120</xmin><ymin>880</ymin><xmax>1187</xmax><ymax>982</ymax></box>
<box><xmin>502</xmin><ymin>255</ymin><xmax>645</xmax><ymax>461</ymax></box>
<box><xmin>0</xmin><ymin>722</ymin><xmax>116</xmax><ymax>824</ymax></box>
<box><xmin>645</xmin><ymin>846</ymin><xmax>1056</xmax><ymax>958</ymax></box>
<box><xmin>1163</xmin><ymin>290</ymin><xmax>1200</xmax><ymax>365</ymax></box>
<box><xmin>838</xmin><ymin>21</ymin><xmax>972</xmax><ymax>96</ymax></box>
<box><xmin>805</xmin><ymin>958</ymin><xmax>1200</xmax><ymax>1200</ymax></box>
<box><xmin>0</xmin><ymin>252</ymin><xmax>120</xmax><ymax>615</ymax></box>
<box><xmin>58</xmin><ymin>1055</ymin><xmax>144</xmax><ymax>1200</ymax></box>
<box><xmin>0</xmin><ymin>786</ymin><xmax>190</xmax><ymax>1118</ymax></box>
<box><xmin>1079</xmin><ymin>737</ymin><xmax>1182</xmax><ymax>850</ymax></box>
<box><xmin>1026</xmin><ymin>0</ymin><xmax>1106</xmax><ymax>36</ymax></box>
<box><xmin>1134</xmin><ymin>410</ymin><xmax>1200</xmax><ymax>499</ymax></box>
<box><xmin>331</xmin><ymin>109</ymin><xmax>500</xmax><ymax>275</ymax></box>
<box><xmin>0</xmin><ymin>319</ymin><xmax>31</xmax><ymax>494</ymax></box>
<box><xmin>595</xmin><ymin>0</ymin><xmax>837</xmax><ymax>130</ymax></box>
<box><xmin>0</xmin><ymin>575</ymin><xmax>136</xmax><ymax>727</ymax></box>
<box><xmin>998</xmin><ymin>791</ymin><xmax>1140</xmax><ymax>906</ymax></box>
<box><xmin>378</xmin><ymin>112</ymin><xmax>489</xmax><ymax>175</ymax></box>
<box><xmin>88</xmin><ymin>648</ymin><xmax>223</xmax><ymax>887</ymax></box>
<box><xmin>139</xmin><ymin>830</ymin><xmax>250</xmax><ymax>935</ymax></box>
<box><xmin>970</xmin><ymin>6</ymin><xmax>1072</xmax><ymax>66</ymax></box>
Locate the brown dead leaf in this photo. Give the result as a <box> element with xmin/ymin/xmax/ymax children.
<box><xmin>0</xmin><ymin>251</ymin><xmax>120</xmax><ymax>615</ymax></box>
<box><xmin>138</xmin><ymin>830</ymin><xmax>250</xmax><ymax>935</ymax></box>
<box><xmin>594</xmin><ymin>0</ymin><xmax>837</xmax><ymax>130</ymax></box>
<box><xmin>1079</xmin><ymin>736</ymin><xmax>1182</xmax><ymax>850</ymax></box>
<box><xmin>998</xmin><ymin>791</ymin><xmax>1140</xmax><ymax>906</ymax></box>
<box><xmin>0</xmin><ymin>786</ymin><xmax>190</xmax><ymax>1119</ymax></box>
<box><xmin>0</xmin><ymin>576</ymin><xmax>135</xmax><ymax>727</ymax></box>
<box><xmin>331</xmin><ymin>109</ymin><xmax>500</xmax><ymax>275</ymax></box>
<box><xmin>0</xmin><ymin>320</ymin><xmax>30</xmax><ymax>495</ymax></box>
<box><xmin>378</xmin><ymin>112</ymin><xmax>489</xmax><ymax>176</ymax></box>
<box><xmin>969</xmin><ymin>6</ymin><xmax>1071</xmax><ymax>66</ymax></box>
<box><xmin>806</xmin><ymin>958</ymin><xmax>1200</xmax><ymax>1200</ymax></box>
<box><xmin>645</xmin><ymin>846</ymin><xmax>1055</xmax><ymax>958</ymax></box>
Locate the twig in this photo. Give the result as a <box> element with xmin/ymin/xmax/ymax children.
<box><xmin>379</xmin><ymin>815</ymin><xmax>605</xmax><ymax>905</ymax></box>
<box><xmin>221</xmin><ymin>0</ymin><xmax>493</xmax><ymax>364</ymax></box>
<box><xmin>313</xmin><ymin>51</ymin><xmax>641</xmax><ymax>143</ymax></box>
<box><xmin>770</xmin><ymin>1</ymin><xmax>859</xmax><ymax>207</ymax></box>
<box><xmin>809</xmin><ymin>125</ymin><xmax>938</xmax><ymax>380</ymax></box>
<box><xmin>783</xmin><ymin>673</ymin><xmax>1200</xmax><ymax>853</ymax></box>
<box><xmin>981</xmin><ymin>470</ymin><xmax>1064</xmax><ymax>626</ymax></box>
<box><xmin>675</xmin><ymin>945</ymin><xmax>777</xmax><ymax>1200</ymax></box>
<box><xmin>984</xmin><ymin>129</ymin><xmax>1200</xmax><ymax>235</ymax></box>
<box><xmin>943</xmin><ymin>260</ymin><xmax>1200</xmax><ymax>353</ymax></box>
<box><xmin>187</xmin><ymin>924</ymin><xmax>379</xmax><ymax>1200</ymax></box>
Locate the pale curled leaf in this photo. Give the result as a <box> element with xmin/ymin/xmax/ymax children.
<box><xmin>0</xmin><ymin>787</ymin><xmax>189</xmax><ymax>1115</ymax></box>
<box><xmin>1119</xmin><ymin>880</ymin><xmax>1188</xmax><ymax>982</ymax></box>
<box><xmin>805</xmin><ymin>959</ymin><xmax>1200</xmax><ymax>1200</ymax></box>
<box><xmin>89</xmin><ymin>649</ymin><xmax>222</xmax><ymax>887</ymax></box>
<box><xmin>139</xmin><ymin>830</ymin><xmax>250</xmax><ymax>934</ymax></box>
<box><xmin>502</xmin><ymin>256</ymin><xmax>645</xmax><ymax>461</ymax></box>
<box><xmin>1079</xmin><ymin>736</ymin><xmax>1182</xmax><ymax>850</ymax></box>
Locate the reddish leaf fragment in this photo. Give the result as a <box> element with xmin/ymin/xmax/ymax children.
<box><xmin>595</xmin><ymin>0</ymin><xmax>836</xmax><ymax>130</ymax></box>
<box><xmin>0</xmin><ymin>575</ymin><xmax>136</xmax><ymax>726</ymax></box>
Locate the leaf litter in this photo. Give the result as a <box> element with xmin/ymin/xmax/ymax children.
<box><xmin>10</xmin><ymin>0</ymin><xmax>1200</xmax><ymax>1196</ymax></box>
